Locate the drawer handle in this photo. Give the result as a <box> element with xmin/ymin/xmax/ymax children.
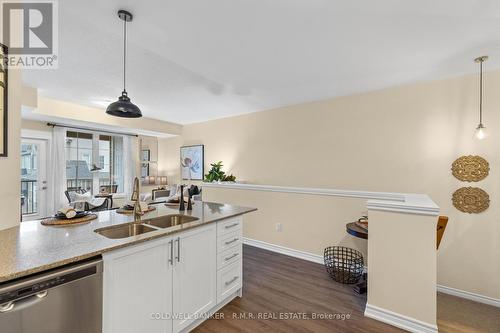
<box><xmin>224</xmin><ymin>253</ymin><xmax>239</xmax><ymax>261</ymax></box>
<box><xmin>225</xmin><ymin>238</ymin><xmax>239</xmax><ymax>245</ymax></box>
<box><xmin>225</xmin><ymin>223</ymin><xmax>239</xmax><ymax>229</ymax></box>
<box><xmin>225</xmin><ymin>276</ymin><xmax>239</xmax><ymax>286</ymax></box>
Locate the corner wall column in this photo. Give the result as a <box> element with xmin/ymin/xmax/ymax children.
<box><xmin>365</xmin><ymin>205</ymin><xmax>439</xmax><ymax>333</ymax></box>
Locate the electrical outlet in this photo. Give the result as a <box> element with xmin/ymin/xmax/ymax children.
<box><xmin>276</xmin><ymin>223</ymin><xmax>282</xmax><ymax>232</ymax></box>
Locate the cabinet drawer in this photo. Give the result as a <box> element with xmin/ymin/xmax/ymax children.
<box><xmin>217</xmin><ymin>217</ymin><xmax>242</xmax><ymax>236</ymax></box>
<box><xmin>217</xmin><ymin>260</ymin><xmax>242</xmax><ymax>303</ymax></box>
<box><xmin>217</xmin><ymin>230</ymin><xmax>241</xmax><ymax>253</ymax></box>
<box><xmin>217</xmin><ymin>244</ymin><xmax>242</xmax><ymax>270</ymax></box>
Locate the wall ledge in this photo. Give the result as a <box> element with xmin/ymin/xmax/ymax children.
<box><xmin>202</xmin><ymin>183</ymin><xmax>439</xmax><ymax>216</ymax></box>
<box><xmin>364</xmin><ymin>304</ymin><xmax>438</xmax><ymax>333</ymax></box>
<box><xmin>367</xmin><ymin>194</ymin><xmax>439</xmax><ymax>216</ymax></box>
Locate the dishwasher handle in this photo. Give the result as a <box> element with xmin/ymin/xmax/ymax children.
<box><xmin>0</xmin><ymin>290</ymin><xmax>48</xmax><ymax>313</ymax></box>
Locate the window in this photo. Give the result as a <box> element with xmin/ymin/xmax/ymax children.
<box><xmin>66</xmin><ymin>131</ymin><xmax>93</xmax><ymax>192</ymax></box>
<box><xmin>98</xmin><ymin>134</ymin><xmax>124</xmax><ymax>194</ymax></box>
<box><xmin>65</xmin><ymin>131</ymin><xmax>124</xmax><ymax>194</ymax></box>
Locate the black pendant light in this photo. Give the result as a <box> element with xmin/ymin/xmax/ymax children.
<box><xmin>106</xmin><ymin>10</ymin><xmax>142</xmax><ymax>118</ymax></box>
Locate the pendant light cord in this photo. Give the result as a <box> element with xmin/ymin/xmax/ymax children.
<box><xmin>123</xmin><ymin>17</ymin><xmax>127</xmax><ymax>93</ymax></box>
<box><xmin>479</xmin><ymin>59</ymin><xmax>483</xmax><ymax>125</ymax></box>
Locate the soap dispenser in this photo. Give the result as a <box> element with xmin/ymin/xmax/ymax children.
<box><xmin>187</xmin><ymin>188</ymin><xmax>193</xmax><ymax>211</ymax></box>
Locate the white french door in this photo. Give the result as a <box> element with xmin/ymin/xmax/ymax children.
<box><xmin>21</xmin><ymin>138</ymin><xmax>48</xmax><ymax>221</ymax></box>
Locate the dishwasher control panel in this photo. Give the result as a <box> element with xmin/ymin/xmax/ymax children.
<box><xmin>0</xmin><ymin>265</ymin><xmax>97</xmax><ymax>304</ymax></box>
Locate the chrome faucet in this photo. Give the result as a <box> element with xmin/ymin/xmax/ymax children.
<box><xmin>130</xmin><ymin>177</ymin><xmax>142</xmax><ymax>222</ymax></box>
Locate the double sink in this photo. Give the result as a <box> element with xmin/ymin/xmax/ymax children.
<box><xmin>95</xmin><ymin>214</ymin><xmax>199</xmax><ymax>239</ymax></box>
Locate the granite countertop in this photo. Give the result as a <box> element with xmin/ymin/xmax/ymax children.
<box><xmin>0</xmin><ymin>202</ymin><xmax>256</xmax><ymax>284</ymax></box>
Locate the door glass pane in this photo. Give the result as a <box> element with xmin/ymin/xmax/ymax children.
<box><xmin>21</xmin><ymin>143</ymin><xmax>38</xmax><ymax>215</ymax></box>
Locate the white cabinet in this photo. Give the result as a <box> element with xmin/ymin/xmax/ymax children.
<box><xmin>216</xmin><ymin>217</ymin><xmax>243</xmax><ymax>304</ymax></box>
<box><xmin>103</xmin><ymin>218</ymin><xmax>241</xmax><ymax>333</ymax></box>
<box><xmin>217</xmin><ymin>217</ymin><xmax>242</xmax><ymax>236</ymax></box>
<box><xmin>217</xmin><ymin>243</ymin><xmax>242</xmax><ymax>270</ymax></box>
<box><xmin>217</xmin><ymin>260</ymin><xmax>242</xmax><ymax>302</ymax></box>
<box><xmin>172</xmin><ymin>224</ymin><xmax>216</xmax><ymax>332</ymax></box>
<box><xmin>103</xmin><ymin>237</ymin><xmax>173</xmax><ymax>333</ymax></box>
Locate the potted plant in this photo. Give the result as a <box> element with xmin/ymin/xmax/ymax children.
<box><xmin>204</xmin><ymin>161</ymin><xmax>236</xmax><ymax>183</ymax></box>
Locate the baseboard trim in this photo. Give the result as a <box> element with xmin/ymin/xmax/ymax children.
<box><xmin>437</xmin><ymin>284</ymin><xmax>500</xmax><ymax>308</ymax></box>
<box><xmin>242</xmin><ymin>238</ymin><xmax>324</xmax><ymax>264</ymax></box>
<box><xmin>364</xmin><ymin>304</ymin><xmax>438</xmax><ymax>333</ymax></box>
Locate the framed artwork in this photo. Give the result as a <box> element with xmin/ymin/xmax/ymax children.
<box><xmin>0</xmin><ymin>44</ymin><xmax>7</xmax><ymax>157</ymax></box>
<box><xmin>141</xmin><ymin>149</ymin><xmax>150</xmax><ymax>177</ymax></box>
<box><xmin>180</xmin><ymin>145</ymin><xmax>204</xmax><ymax>180</ymax></box>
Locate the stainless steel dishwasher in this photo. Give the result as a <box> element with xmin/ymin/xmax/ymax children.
<box><xmin>0</xmin><ymin>258</ymin><xmax>102</xmax><ymax>333</ymax></box>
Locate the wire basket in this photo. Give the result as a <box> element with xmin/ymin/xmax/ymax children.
<box><xmin>324</xmin><ymin>246</ymin><xmax>364</xmax><ymax>284</ymax></box>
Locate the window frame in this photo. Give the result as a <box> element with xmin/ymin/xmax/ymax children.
<box><xmin>66</xmin><ymin>129</ymin><xmax>124</xmax><ymax>195</ymax></box>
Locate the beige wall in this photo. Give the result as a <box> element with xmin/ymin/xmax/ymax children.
<box><xmin>21</xmin><ymin>119</ymin><xmax>51</xmax><ymax>132</ymax></box>
<box><xmin>204</xmin><ymin>187</ymin><xmax>368</xmax><ymax>257</ymax></box>
<box><xmin>157</xmin><ymin>136</ymin><xmax>182</xmax><ymax>183</ymax></box>
<box><xmin>0</xmin><ymin>69</ymin><xmax>22</xmax><ymax>230</ymax></box>
<box><xmin>159</xmin><ymin>70</ymin><xmax>500</xmax><ymax>301</ymax></box>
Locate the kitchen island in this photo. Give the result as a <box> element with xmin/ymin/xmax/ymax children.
<box><xmin>0</xmin><ymin>201</ymin><xmax>256</xmax><ymax>333</ymax></box>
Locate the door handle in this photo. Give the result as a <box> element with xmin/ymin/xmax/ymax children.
<box><xmin>225</xmin><ymin>223</ymin><xmax>239</xmax><ymax>229</ymax></box>
<box><xmin>41</xmin><ymin>186</ymin><xmax>47</xmax><ymax>190</ymax></box>
<box><xmin>0</xmin><ymin>291</ymin><xmax>48</xmax><ymax>313</ymax></box>
<box><xmin>168</xmin><ymin>240</ymin><xmax>173</xmax><ymax>265</ymax></box>
<box><xmin>175</xmin><ymin>237</ymin><xmax>180</xmax><ymax>262</ymax></box>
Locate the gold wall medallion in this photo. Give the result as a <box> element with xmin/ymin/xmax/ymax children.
<box><xmin>451</xmin><ymin>155</ymin><xmax>489</xmax><ymax>182</ymax></box>
<box><xmin>452</xmin><ymin>187</ymin><xmax>490</xmax><ymax>214</ymax></box>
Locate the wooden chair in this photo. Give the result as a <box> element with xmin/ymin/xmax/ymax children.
<box><xmin>436</xmin><ymin>216</ymin><xmax>448</xmax><ymax>250</ymax></box>
<box><xmin>64</xmin><ymin>188</ymin><xmax>109</xmax><ymax>212</ymax></box>
<box><xmin>64</xmin><ymin>188</ymin><xmax>86</xmax><ymax>204</ymax></box>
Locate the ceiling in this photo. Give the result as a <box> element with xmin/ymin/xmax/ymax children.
<box><xmin>22</xmin><ymin>0</ymin><xmax>500</xmax><ymax>124</ymax></box>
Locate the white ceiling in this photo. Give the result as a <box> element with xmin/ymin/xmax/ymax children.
<box><xmin>22</xmin><ymin>0</ymin><xmax>500</xmax><ymax>124</ymax></box>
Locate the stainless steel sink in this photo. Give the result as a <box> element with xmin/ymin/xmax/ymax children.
<box><xmin>144</xmin><ymin>214</ymin><xmax>199</xmax><ymax>229</ymax></box>
<box><xmin>94</xmin><ymin>222</ymin><xmax>156</xmax><ymax>239</ymax></box>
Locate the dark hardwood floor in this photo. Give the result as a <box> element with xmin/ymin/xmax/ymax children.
<box><xmin>195</xmin><ymin>245</ymin><xmax>500</xmax><ymax>333</ymax></box>
<box><xmin>195</xmin><ymin>245</ymin><xmax>402</xmax><ymax>333</ymax></box>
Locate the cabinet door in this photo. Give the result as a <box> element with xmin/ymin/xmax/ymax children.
<box><xmin>172</xmin><ymin>224</ymin><xmax>216</xmax><ymax>332</ymax></box>
<box><xmin>103</xmin><ymin>237</ymin><xmax>173</xmax><ymax>333</ymax></box>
